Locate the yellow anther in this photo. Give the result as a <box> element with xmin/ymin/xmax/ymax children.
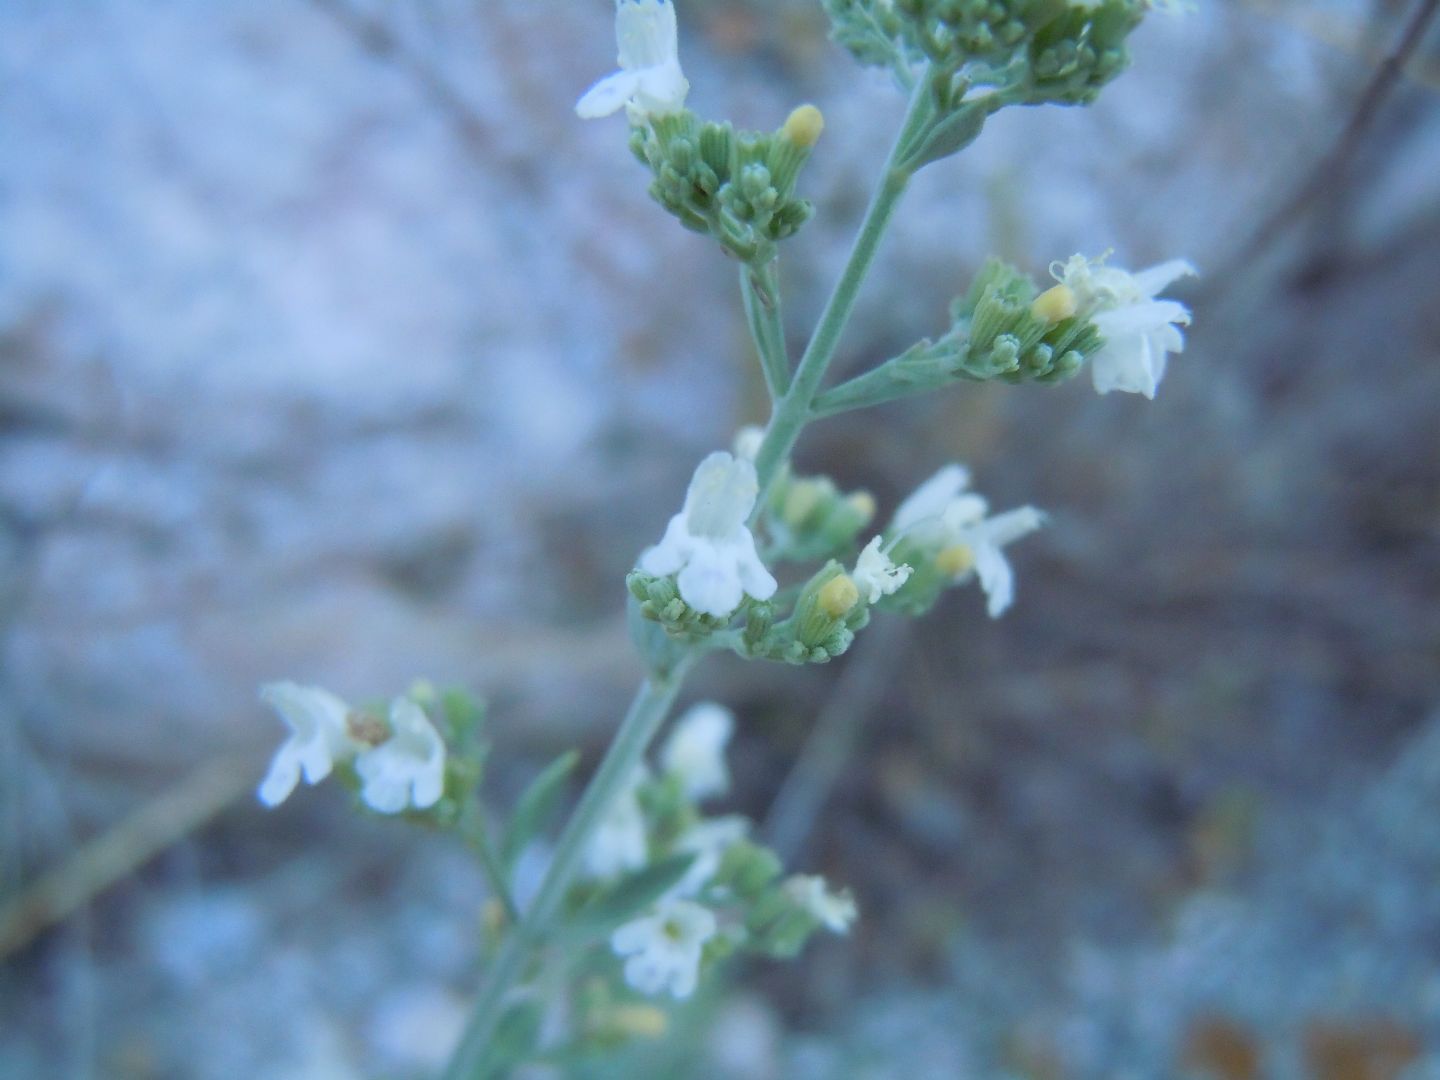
<box><xmin>1031</xmin><ymin>283</ymin><xmax>1078</xmax><ymax>323</ymax></box>
<box><xmin>610</xmin><ymin>1004</ymin><xmax>668</xmax><ymax>1040</ymax></box>
<box><xmin>818</xmin><ymin>574</ymin><xmax>860</xmax><ymax>617</ymax></box>
<box><xmin>783</xmin><ymin>481</ymin><xmax>824</xmax><ymax>527</ymax></box>
<box><xmin>846</xmin><ymin>491</ymin><xmax>877</xmax><ymax>525</ymax></box>
<box><xmin>936</xmin><ymin>544</ymin><xmax>975</xmax><ymax>578</ymax></box>
<box><xmin>782</xmin><ymin>104</ymin><xmax>825</xmax><ymax>149</ymax></box>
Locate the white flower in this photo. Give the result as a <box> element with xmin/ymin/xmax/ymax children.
<box><xmin>354</xmin><ymin>698</ymin><xmax>447</xmax><ymax>814</ymax></box>
<box><xmin>670</xmin><ymin>815</ymin><xmax>749</xmax><ymax>898</ymax></box>
<box><xmin>733</xmin><ymin>425</ymin><xmax>765</xmax><ymax>462</ymax></box>
<box><xmin>660</xmin><ymin>703</ymin><xmax>734</xmax><ymax>803</ymax></box>
<box><xmin>851</xmin><ymin>536</ymin><xmax>912</xmax><ymax>603</ymax></box>
<box><xmin>611</xmin><ymin>897</ymin><xmax>716</xmax><ymax>999</ymax></box>
<box><xmin>640</xmin><ymin>451</ymin><xmax>778</xmax><ymax>618</ymax></box>
<box><xmin>1053</xmin><ymin>253</ymin><xmax>1197</xmax><ymax>400</ymax></box>
<box><xmin>257</xmin><ymin>682</ymin><xmax>359</xmax><ymax>807</ymax></box>
<box><xmin>784</xmin><ymin>875</ymin><xmax>858</xmax><ymax>934</ymax></box>
<box><xmin>576</xmin><ymin>0</ymin><xmax>689</xmax><ymax>121</ymax></box>
<box><xmin>891</xmin><ymin>464</ymin><xmax>987</xmax><ymax>547</ymax></box>
<box><xmin>583</xmin><ymin>767</ymin><xmax>650</xmax><ymax>879</ymax></box>
<box><xmin>892</xmin><ymin>465</ymin><xmax>1044</xmax><ymax>618</ymax></box>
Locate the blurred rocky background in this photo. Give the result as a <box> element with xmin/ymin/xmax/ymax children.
<box><xmin>2</xmin><ymin>0</ymin><xmax>1438</xmax><ymax>1076</ymax></box>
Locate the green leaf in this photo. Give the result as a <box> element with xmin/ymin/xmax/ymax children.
<box><xmin>569</xmin><ymin>854</ymin><xmax>697</xmax><ymax>936</ymax></box>
<box><xmin>502</xmin><ymin>750</ymin><xmax>580</xmax><ymax>868</ymax></box>
<box><xmin>901</xmin><ymin>102</ymin><xmax>989</xmax><ymax>172</ymax></box>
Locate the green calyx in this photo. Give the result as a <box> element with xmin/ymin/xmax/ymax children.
<box><xmin>742</xmin><ymin>562</ymin><xmax>871</xmax><ymax>665</ymax></box>
<box><xmin>626</xmin><ymin>570</ymin><xmax>737</xmax><ymax>643</ymax></box>
<box><xmin>629</xmin><ymin>110</ymin><xmax>820</xmax><ymax>264</ymax></box>
<box><xmin>949</xmin><ymin>258</ymin><xmax>1100</xmax><ymax>383</ymax></box>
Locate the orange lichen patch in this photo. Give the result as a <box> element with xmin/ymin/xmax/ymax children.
<box><xmin>1303</xmin><ymin>1020</ymin><xmax>1421</xmax><ymax>1080</ymax></box>
<box><xmin>1182</xmin><ymin>1015</ymin><xmax>1261</xmax><ymax>1080</ymax></box>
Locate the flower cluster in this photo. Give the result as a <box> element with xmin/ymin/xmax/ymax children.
<box><xmin>257</xmin><ymin>682</ymin><xmax>447</xmax><ymax>815</ymax></box>
<box><xmin>1050</xmin><ymin>253</ymin><xmax>1197</xmax><ymax>400</ymax></box>
<box><xmin>639</xmin><ymin>451</ymin><xmax>777</xmax><ymax>620</ymax></box>
<box><xmin>583</xmin><ymin>703</ymin><xmax>854</xmax><ymax>1000</ymax></box>
<box><xmin>887</xmin><ymin>465</ymin><xmax>1045</xmax><ymax>619</ymax></box>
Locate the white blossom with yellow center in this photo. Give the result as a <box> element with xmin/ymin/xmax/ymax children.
<box><xmin>893</xmin><ymin>465</ymin><xmax>1044</xmax><ymax>618</ymax></box>
<box><xmin>1054</xmin><ymin>253</ymin><xmax>1197</xmax><ymax>400</ymax></box>
<box><xmin>610</xmin><ymin>898</ymin><xmax>717</xmax><ymax>999</ymax></box>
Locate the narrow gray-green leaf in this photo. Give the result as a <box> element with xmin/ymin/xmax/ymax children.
<box><xmin>569</xmin><ymin>853</ymin><xmax>697</xmax><ymax>935</ymax></box>
<box><xmin>502</xmin><ymin>750</ymin><xmax>580</xmax><ymax>868</ymax></box>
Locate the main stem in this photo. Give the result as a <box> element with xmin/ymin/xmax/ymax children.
<box><xmin>743</xmin><ymin>260</ymin><xmax>790</xmax><ymax>398</ymax></box>
<box><xmin>442</xmin><ymin>664</ymin><xmax>692</xmax><ymax>1080</ymax></box>
<box><xmin>752</xmin><ymin>76</ymin><xmax>932</xmax><ymax>500</ymax></box>
<box><xmin>444</xmin><ymin>72</ymin><xmax>935</xmax><ymax>1080</ymax></box>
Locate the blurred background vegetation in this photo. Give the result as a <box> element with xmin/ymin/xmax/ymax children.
<box><xmin>2</xmin><ymin>0</ymin><xmax>1438</xmax><ymax>1076</ymax></box>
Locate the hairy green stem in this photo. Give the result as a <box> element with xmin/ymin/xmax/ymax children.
<box><xmin>442</xmin><ymin>662</ymin><xmax>693</xmax><ymax>1080</ymax></box>
<box><xmin>742</xmin><ymin>260</ymin><xmax>790</xmax><ymax>398</ymax></box>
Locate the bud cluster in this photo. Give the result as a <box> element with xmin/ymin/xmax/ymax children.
<box><xmin>743</xmin><ymin>562</ymin><xmax>872</xmax><ymax>665</ymax></box>
<box><xmin>948</xmin><ymin>258</ymin><xmax>1102</xmax><ymax>383</ymax></box>
<box><xmin>762</xmin><ymin>470</ymin><xmax>876</xmax><ymax>562</ymax></box>
<box><xmin>824</xmin><ymin>0</ymin><xmax>1146</xmax><ymax>105</ymax></box>
<box><xmin>628</xmin><ymin>106</ymin><xmax>823</xmax><ymax>264</ymax></box>
<box><xmin>627</xmin><ymin>569</ymin><xmax>740</xmax><ymax>642</ymax></box>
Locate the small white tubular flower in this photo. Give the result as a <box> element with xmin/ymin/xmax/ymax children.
<box><xmin>670</xmin><ymin>815</ymin><xmax>749</xmax><ymax>898</ymax></box>
<box><xmin>354</xmin><ymin>698</ymin><xmax>447</xmax><ymax>814</ymax></box>
<box><xmin>852</xmin><ymin>536</ymin><xmax>912</xmax><ymax>603</ymax></box>
<box><xmin>957</xmin><ymin>506</ymin><xmax>1046</xmax><ymax>619</ymax></box>
<box><xmin>576</xmin><ymin>0</ymin><xmax>689</xmax><ymax>121</ymax></box>
<box><xmin>611</xmin><ymin>898</ymin><xmax>717</xmax><ymax>999</ymax></box>
<box><xmin>583</xmin><ymin>767</ymin><xmax>650</xmax><ymax>879</ymax></box>
<box><xmin>893</xmin><ymin>465</ymin><xmax>1044</xmax><ymax>618</ymax></box>
<box><xmin>660</xmin><ymin>703</ymin><xmax>734</xmax><ymax>803</ymax></box>
<box><xmin>640</xmin><ymin>451</ymin><xmax>778</xmax><ymax>618</ymax></box>
<box><xmin>1054</xmin><ymin>254</ymin><xmax>1197</xmax><ymax>400</ymax></box>
<box><xmin>891</xmin><ymin>464</ymin><xmax>988</xmax><ymax>546</ymax></box>
<box><xmin>257</xmin><ymin>682</ymin><xmax>358</xmax><ymax>808</ymax></box>
<box><xmin>784</xmin><ymin>875</ymin><xmax>858</xmax><ymax>934</ymax></box>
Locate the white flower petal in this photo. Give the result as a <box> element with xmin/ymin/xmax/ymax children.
<box><xmin>257</xmin><ymin>681</ymin><xmax>356</xmax><ymax>807</ymax></box>
<box><xmin>661</xmin><ymin>703</ymin><xmax>734</xmax><ymax>802</ymax></box>
<box><xmin>684</xmin><ymin>452</ymin><xmax>758</xmax><ymax>539</ymax></box>
<box><xmin>631</xmin><ymin>62</ymin><xmax>689</xmax><ymax>117</ymax></box>
<box><xmin>973</xmin><ymin>540</ymin><xmax>1015</xmax><ymax>618</ymax></box>
<box><xmin>576</xmin><ymin>70</ymin><xmax>645</xmax><ymax>118</ymax></box>
<box><xmin>257</xmin><ymin>742</ymin><xmax>304</xmax><ymax>808</ymax></box>
<box><xmin>731</xmin><ymin>530</ymin><xmax>779</xmax><ymax>602</ymax></box>
<box><xmin>355</xmin><ymin>698</ymin><xmax>447</xmax><ymax>815</ymax></box>
<box><xmin>579</xmin><ymin>0</ymin><xmax>687</xmax><ymax>121</ymax></box>
<box><xmin>676</xmin><ymin>545</ymin><xmax>746</xmax><ymax>618</ymax></box>
<box><xmin>616</xmin><ymin>0</ymin><xmax>679</xmax><ymax>69</ymax></box>
<box><xmin>1131</xmin><ymin>258</ymin><xmax>1197</xmax><ymax>296</ymax></box>
<box><xmin>642</xmin><ymin>452</ymin><xmax>773</xmax><ymax>618</ymax></box>
<box><xmin>892</xmin><ymin>464</ymin><xmax>970</xmax><ymax>534</ymax></box>
<box><xmin>974</xmin><ymin>506</ymin><xmax>1044</xmax><ymax>548</ymax></box>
